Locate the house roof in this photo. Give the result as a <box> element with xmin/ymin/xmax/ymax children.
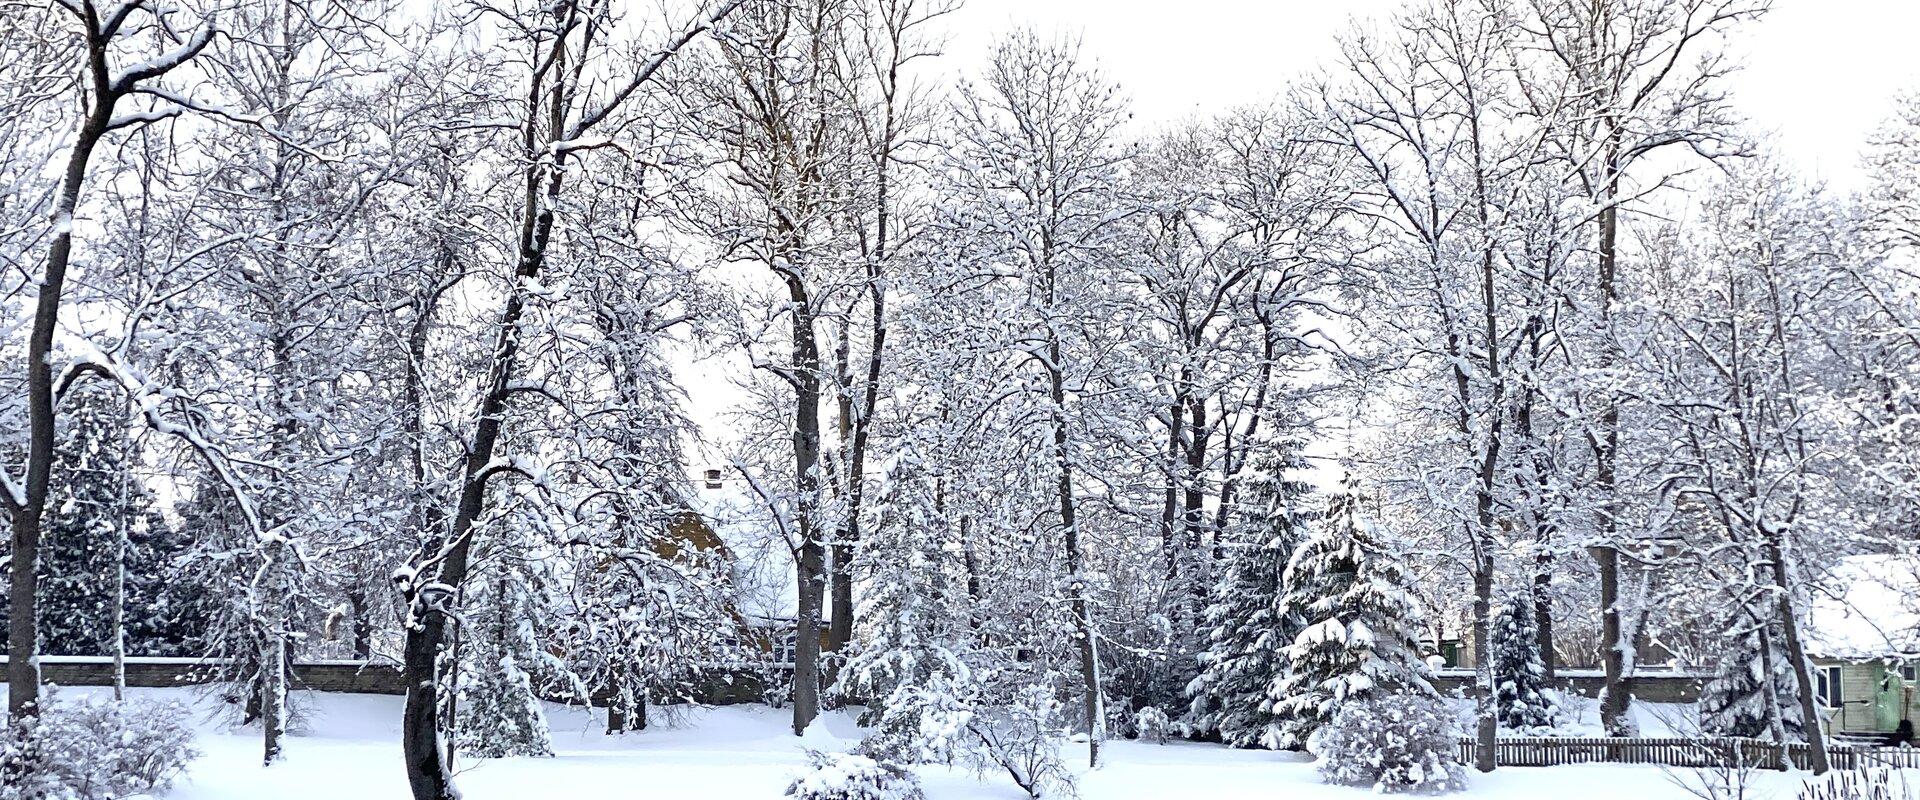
<box><xmin>1807</xmin><ymin>554</ymin><xmax>1920</xmax><ymax>661</ymax></box>
<box><xmin>684</xmin><ymin>477</ymin><xmax>805</xmax><ymax>626</ymax></box>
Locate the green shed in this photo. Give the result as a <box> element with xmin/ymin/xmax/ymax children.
<box><xmin>1808</xmin><ymin>555</ymin><xmax>1920</xmax><ymax>740</ymax></box>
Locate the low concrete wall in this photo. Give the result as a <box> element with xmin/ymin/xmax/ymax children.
<box><xmin>36</xmin><ymin>657</ymin><xmax>411</xmax><ymax>695</ymax></box>
<box><xmin>1431</xmin><ymin>669</ymin><xmax>1706</xmax><ymax>703</ymax></box>
<box><xmin>33</xmin><ymin>656</ymin><xmax>781</xmax><ymax>705</ymax></box>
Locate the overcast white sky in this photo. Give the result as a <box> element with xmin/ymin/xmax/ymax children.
<box><xmin>940</xmin><ymin>0</ymin><xmax>1920</xmax><ymax>189</ymax></box>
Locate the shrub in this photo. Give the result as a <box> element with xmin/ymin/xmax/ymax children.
<box><xmin>1310</xmin><ymin>693</ymin><xmax>1465</xmax><ymax>794</ymax></box>
<box><xmin>786</xmin><ymin>750</ymin><xmax>926</xmax><ymax>800</ymax></box>
<box><xmin>1797</xmin><ymin>768</ymin><xmax>1910</xmax><ymax>800</ymax></box>
<box><xmin>0</xmin><ymin>693</ymin><xmax>199</xmax><ymax>800</ymax></box>
<box><xmin>965</xmin><ymin>682</ymin><xmax>1076</xmax><ymax>799</ymax></box>
<box><xmin>1133</xmin><ymin>706</ymin><xmax>1173</xmax><ymax>744</ymax></box>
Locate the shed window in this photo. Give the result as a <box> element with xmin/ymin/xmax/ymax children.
<box><xmin>1815</xmin><ymin>666</ymin><xmax>1843</xmax><ymax>708</ymax></box>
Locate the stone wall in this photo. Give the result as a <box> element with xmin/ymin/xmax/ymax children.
<box><xmin>39</xmin><ymin>658</ymin><xmax>1705</xmax><ymax>706</ymax></box>
<box><xmin>35</xmin><ymin>657</ymin><xmax>779</xmax><ymax>706</ymax></box>
<box><xmin>36</xmin><ymin>657</ymin><xmax>411</xmax><ymax>695</ymax></box>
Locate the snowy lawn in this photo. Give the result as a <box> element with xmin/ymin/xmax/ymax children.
<box><xmin>44</xmin><ymin>687</ymin><xmax>1846</xmax><ymax>799</ymax></box>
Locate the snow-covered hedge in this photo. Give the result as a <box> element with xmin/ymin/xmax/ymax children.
<box><xmin>1310</xmin><ymin>693</ymin><xmax>1465</xmax><ymax>794</ymax></box>
<box><xmin>786</xmin><ymin>750</ymin><xmax>925</xmax><ymax>800</ymax></box>
<box><xmin>0</xmin><ymin>694</ymin><xmax>198</xmax><ymax>800</ymax></box>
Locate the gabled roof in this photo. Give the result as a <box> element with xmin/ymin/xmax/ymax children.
<box><xmin>1807</xmin><ymin>554</ymin><xmax>1920</xmax><ymax>661</ymax></box>
<box><xmin>684</xmin><ymin>477</ymin><xmax>802</xmax><ymax>626</ymax></box>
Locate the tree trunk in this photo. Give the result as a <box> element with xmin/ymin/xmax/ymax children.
<box><xmin>1765</xmin><ymin>527</ymin><xmax>1829</xmax><ymax>774</ymax></box>
<box><xmin>1593</xmin><ymin>181</ymin><xmax>1637</xmax><ymax>736</ymax></box>
<box><xmin>1049</xmin><ymin>341</ymin><xmax>1102</xmax><ymax>768</ymax></box>
<box><xmin>789</xmin><ymin>281</ymin><xmax>826</xmax><ymax>736</ymax></box>
<box><xmin>1472</xmin><ymin>560</ymin><xmax>1497</xmax><ymax>773</ymax></box>
<box><xmin>1594</xmin><ymin>542</ymin><xmax>1634</xmax><ymax>734</ymax></box>
<box><xmin>7</xmin><ymin>84</ymin><xmax>111</xmax><ymax>722</ymax></box>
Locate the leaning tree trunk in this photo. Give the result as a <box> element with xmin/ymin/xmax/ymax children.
<box><xmin>400</xmin><ymin>119</ymin><xmax>567</xmax><ymax>800</ymax></box>
<box><xmin>7</xmin><ymin>70</ymin><xmax>114</xmax><ymax>722</ymax></box>
<box><xmin>1764</xmin><ymin>525</ymin><xmax>1829</xmax><ymax>774</ymax></box>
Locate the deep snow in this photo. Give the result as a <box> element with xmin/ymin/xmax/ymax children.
<box><xmin>32</xmin><ymin>686</ymin><xmax>1857</xmax><ymax>799</ymax></box>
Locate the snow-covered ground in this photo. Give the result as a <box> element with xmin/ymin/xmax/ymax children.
<box><xmin>47</xmin><ymin>687</ymin><xmax>1843</xmax><ymax>799</ymax></box>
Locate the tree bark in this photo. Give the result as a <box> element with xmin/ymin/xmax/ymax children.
<box><xmin>788</xmin><ymin>275</ymin><xmax>826</xmax><ymax>736</ymax></box>
<box><xmin>1049</xmin><ymin>338</ymin><xmax>1103</xmax><ymax>768</ymax></box>
<box><xmin>1764</xmin><ymin>527</ymin><xmax>1829</xmax><ymax>773</ymax></box>
<box><xmin>7</xmin><ymin>27</ymin><xmax>118</xmax><ymax>720</ymax></box>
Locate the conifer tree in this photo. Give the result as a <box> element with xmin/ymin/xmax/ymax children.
<box><xmin>0</xmin><ymin>385</ymin><xmax>191</xmax><ymax>658</ymax></box>
<box><xmin>456</xmin><ymin>527</ymin><xmax>555</xmax><ymax>759</ymax></box>
<box><xmin>840</xmin><ymin>449</ymin><xmax>977</xmax><ymax>762</ymax></box>
<box><xmin>1267</xmin><ymin>475</ymin><xmax>1432</xmax><ymax>750</ymax></box>
<box><xmin>36</xmin><ymin>387</ymin><xmax>131</xmax><ymax>656</ymax></box>
<box><xmin>1185</xmin><ymin>443</ymin><xmax>1313</xmax><ymax>748</ymax></box>
<box><xmin>1489</xmin><ymin>592</ymin><xmax>1559</xmax><ymax>732</ymax></box>
<box><xmin>1697</xmin><ymin>610</ymin><xmax>1806</xmax><ymax>741</ymax></box>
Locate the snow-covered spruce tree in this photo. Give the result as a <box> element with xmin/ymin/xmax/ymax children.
<box><xmin>1185</xmin><ymin>443</ymin><xmax>1313</xmax><ymax>747</ymax></box>
<box><xmin>1697</xmin><ymin>610</ymin><xmax>1806</xmax><ymax>741</ymax></box>
<box><xmin>840</xmin><ymin>449</ymin><xmax>977</xmax><ymax>763</ymax></box>
<box><xmin>455</xmin><ymin>517</ymin><xmax>554</xmax><ymax>759</ymax></box>
<box><xmin>34</xmin><ymin>385</ymin><xmax>130</xmax><ymax>656</ymax></box>
<box><xmin>1489</xmin><ymin>592</ymin><xmax>1559</xmax><ymax>733</ymax></box>
<box><xmin>1268</xmin><ymin>476</ymin><xmax>1432</xmax><ymax>750</ymax></box>
<box><xmin>15</xmin><ymin>385</ymin><xmax>190</xmax><ymax>660</ymax></box>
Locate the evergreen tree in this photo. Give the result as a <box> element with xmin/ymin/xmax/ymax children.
<box><xmin>1267</xmin><ymin>475</ymin><xmax>1432</xmax><ymax>750</ymax></box>
<box><xmin>3</xmin><ymin>385</ymin><xmax>195</xmax><ymax>658</ymax></box>
<box><xmin>455</xmin><ymin>520</ymin><xmax>555</xmax><ymax>759</ymax></box>
<box><xmin>1697</xmin><ymin>609</ymin><xmax>1806</xmax><ymax>741</ymax></box>
<box><xmin>1185</xmin><ymin>443</ymin><xmax>1313</xmax><ymax>748</ymax></box>
<box><xmin>119</xmin><ymin>513</ymin><xmax>206</xmax><ymax>657</ymax></box>
<box><xmin>1489</xmin><ymin>591</ymin><xmax>1559</xmax><ymax>732</ymax></box>
<box><xmin>840</xmin><ymin>449</ymin><xmax>977</xmax><ymax>763</ymax></box>
<box><xmin>35</xmin><ymin>387</ymin><xmax>128</xmax><ymax>656</ymax></box>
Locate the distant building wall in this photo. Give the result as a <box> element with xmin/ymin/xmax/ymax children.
<box><xmin>1430</xmin><ymin>669</ymin><xmax>1706</xmax><ymax>703</ymax></box>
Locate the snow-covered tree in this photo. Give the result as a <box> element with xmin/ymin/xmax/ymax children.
<box><xmin>1489</xmin><ymin>592</ymin><xmax>1558</xmax><ymax>733</ymax></box>
<box><xmin>1185</xmin><ymin>443</ymin><xmax>1313</xmax><ymax>747</ymax></box>
<box><xmin>1697</xmin><ymin>613</ymin><xmax>1806</xmax><ymax>741</ymax></box>
<box><xmin>455</xmin><ymin>518</ymin><xmax>554</xmax><ymax>759</ymax></box>
<box><xmin>840</xmin><ymin>450</ymin><xmax>976</xmax><ymax>762</ymax></box>
<box><xmin>1268</xmin><ymin>476</ymin><xmax>1432</xmax><ymax>750</ymax></box>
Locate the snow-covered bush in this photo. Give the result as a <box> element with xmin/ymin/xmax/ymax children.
<box><xmin>966</xmin><ymin>682</ymin><xmax>1076</xmax><ymax>798</ymax></box>
<box><xmin>1796</xmin><ymin>768</ymin><xmax>1909</xmax><ymax>800</ymax></box>
<box><xmin>0</xmin><ymin>695</ymin><xmax>199</xmax><ymax>800</ymax></box>
<box><xmin>1133</xmin><ymin>706</ymin><xmax>1174</xmax><ymax>744</ymax></box>
<box><xmin>1311</xmin><ymin>693</ymin><xmax>1466</xmax><ymax>794</ymax></box>
<box><xmin>786</xmin><ymin>750</ymin><xmax>926</xmax><ymax>800</ymax></box>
